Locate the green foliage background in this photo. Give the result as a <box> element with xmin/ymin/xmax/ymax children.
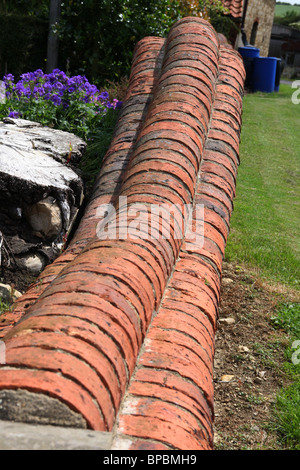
<box><xmin>0</xmin><ymin>11</ymin><xmax>48</xmax><ymax>78</ymax></box>
<box><xmin>0</xmin><ymin>0</ymin><xmax>235</xmax><ymax>86</ymax></box>
<box><xmin>274</xmin><ymin>2</ymin><xmax>300</xmax><ymax>29</ymax></box>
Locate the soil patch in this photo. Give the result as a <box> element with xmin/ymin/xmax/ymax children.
<box><xmin>214</xmin><ymin>261</ymin><xmax>298</xmax><ymax>450</ymax></box>
<box><xmin>0</xmin><ymin>264</ymin><xmax>36</xmax><ymax>294</ymax></box>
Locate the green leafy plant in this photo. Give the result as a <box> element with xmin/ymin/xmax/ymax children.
<box><xmin>78</xmin><ymin>107</ymin><xmax>120</xmax><ymax>191</ymax></box>
<box><xmin>269</xmin><ymin>301</ymin><xmax>300</xmax><ymax>449</ymax></box>
<box><xmin>274</xmin><ymin>9</ymin><xmax>300</xmax><ymax>29</ymax></box>
<box><xmin>0</xmin><ymin>298</ymin><xmax>10</xmax><ymax>315</ymax></box>
<box><xmin>273</xmin><ymin>382</ymin><xmax>300</xmax><ymax>449</ymax></box>
<box><xmin>56</xmin><ymin>0</ymin><xmax>235</xmax><ymax>85</ymax></box>
<box><xmin>1</xmin><ymin>0</ymin><xmax>236</xmax><ymax>86</ymax></box>
<box><xmin>271</xmin><ymin>302</ymin><xmax>300</xmax><ymax>338</ymax></box>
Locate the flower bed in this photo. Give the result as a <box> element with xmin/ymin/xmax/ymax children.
<box><xmin>1</xmin><ymin>69</ymin><xmax>123</xmax><ymax>190</ymax></box>
<box><xmin>1</xmin><ymin>69</ymin><xmax>122</xmax><ymax>141</ymax></box>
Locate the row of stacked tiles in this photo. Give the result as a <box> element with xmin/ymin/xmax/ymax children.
<box><xmin>0</xmin><ymin>17</ymin><xmax>245</xmax><ymax>450</ymax></box>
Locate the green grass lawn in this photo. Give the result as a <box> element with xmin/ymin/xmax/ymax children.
<box><xmin>225</xmin><ymin>83</ymin><xmax>300</xmax><ymax>449</ymax></box>
<box><xmin>275</xmin><ymin>3</ymin><xmax>300</xmax><ymax>17</ymax></box>
<box><xmin>271</xmin><ymin>300</ymin><xmax>300</xmax><ymax>449</ymax></box>
<box><xmin>225</xmin><ymin>84</ymin><xmax>300</xmax><ymax>290</ymax></box>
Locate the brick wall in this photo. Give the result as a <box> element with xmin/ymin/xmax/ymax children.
<box><xmin>0</xmin><ymin>17</ymin><xmax>245</xmax><ymax>450</ymax></box>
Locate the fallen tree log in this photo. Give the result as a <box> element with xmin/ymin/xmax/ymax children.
<box><xmin>0</xmin><ymin>118</ymin><xmax>85</xmax><ymax>278</ymax></box>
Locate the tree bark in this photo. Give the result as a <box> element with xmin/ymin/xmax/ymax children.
<box><xmin>46</xmin><ymin>0</ymin><xmax>61</xmax><ymax>73</ymax></box>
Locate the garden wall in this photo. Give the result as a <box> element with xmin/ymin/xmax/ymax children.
<box><xmin>0</xmin><ymin>17</ymin><xmax>245</xmax><ymax>450</ymax></box>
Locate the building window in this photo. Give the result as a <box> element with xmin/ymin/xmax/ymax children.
<box><xmin>250</xmin><ymin>21</ymin><xmax>258</xmax><ymax>46</ymax></box>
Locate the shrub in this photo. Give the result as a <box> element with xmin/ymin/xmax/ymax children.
<box><xmin>56</xmin><ymin>0</ymin><xmax>235</xmax><ymax>85</ymax></box>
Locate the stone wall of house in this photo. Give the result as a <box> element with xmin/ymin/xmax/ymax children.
<box><xmin>243</xmin><ymin>0</ymin><xmax>276</xmax><ymax>56</ymax></box>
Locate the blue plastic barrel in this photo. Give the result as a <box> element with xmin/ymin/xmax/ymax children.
<box><xmin>252</xmin><ymin>57</ymin><xmax>277</xmax><ymax>93</ymax></box>
<box><xmin>274</xmin><ymin>58</ymin><xmax>281</xmax><ymax>92</ymax></box>
<box><xmin>238</xmin><ymin>46</ymin><xmax>260</xmax><ymax>89</ymax></box>
<box><xmin>238</xmin><ymin>46</ymin><xmax>260</xmax><ymax>58</ymax></box>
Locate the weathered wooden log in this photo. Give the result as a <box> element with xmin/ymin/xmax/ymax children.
<box><xmin>0</xmin><ymin>118</ymin><xmax>85</xmax><ymax>278</ymax></box>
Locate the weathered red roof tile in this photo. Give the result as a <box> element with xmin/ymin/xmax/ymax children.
<box><xmin>222</xmin><ymin>0</ymin><xmax>244</xmax><ymax>18</ymax></box>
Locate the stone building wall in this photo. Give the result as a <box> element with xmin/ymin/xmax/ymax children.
<box><xmin>243</xmin><ymin>0</ymin><xmax>276</xmax><ymax>56</ymax></box>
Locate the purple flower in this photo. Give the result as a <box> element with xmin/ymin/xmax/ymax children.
<box><xmin>55</xmin><ymin>81</ymin><xmax>64</xmax><ymax>90</ymax></box>
<box><xmin>54</xmin><ymin>70</ymin><xmax>67</xmax><ymax>82</ymax></box>
<box><xmin>8</xmin><ymin>110</ymin><xmax>20</xmax><ymax>118</ymax></box>
<box><xmin>90</xmin><ymin>85</ymin><xmax>97</xmax><ymax>94</ymax></box>
<box><xmin>50</xmin><ymin>94</ymin><xmax>62</xmax><ymax>106</ymax></box>
<box><xmin>43</xmin><ymin>83</ymin><xmax>53</xmax><ymax>93</ymax></box>
<box><xmin>112</xmin><ymin>98</ymin><xmax>122</xmax><ymax>109</ymax></box>
<box><xmin>20</xmin><ymin>72</ymin><xmax>35</xmax><ymax>82</ymax></box>
<box><xmin>70</xmin><ymin>75</ymin><xmax>85</xmax><ymax>86</ymax></box>
<box><xmin>48</xmin><ymin>73</ymin><xmax>57</xmax><ymax>84</ymax></box>
<box><xmin>15</xmin><ymin>82</ymin><xmax>30</xmax><ymax>98</ymax></box>
<box><xmin>99</xmin><ymin>91</ymin><xmax>109</xmax><ymax>100</ymax></box>
<box><xmin>33</xmin><ymin>86</ymin><xmax>41</xmax><ymax>95</ymax></box>
<box><xmin>3</xmin><ymin>73</ymin><xmax>14</xmax><ymax>83</ymax></box>
<box><xmin>33</xmin><ymin>69</ymin><xmax>44</xmax><ymax>79</ymax></box>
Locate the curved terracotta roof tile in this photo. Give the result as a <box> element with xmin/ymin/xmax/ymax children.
<box><xmin>222</xmin><ymin>0</ymin><xmax>244</xmax><ymax>18</ymax></box>
<box><xmin>112</xmin><ymin>44</ymin><xmax>245</xmax><ymax>450</ymax></box>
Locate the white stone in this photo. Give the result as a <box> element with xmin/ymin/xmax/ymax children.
<box><xmin>21</xmin><ymin>253</ymin><xmax>46</xmax><ymax>275</ymax></box>
<box><xmin>0</xmin><ymin>283</ymin><xmax>22</xmax><ymax>302</ymax></box>
<box><xmin>238</xmin><ymin>345</ymin><xmax>250</xmax><ymax>353</ymax></box>
<box><xmin>0</xmin><ymin>145</ymin><xmax>81</xmax><ymax>193</ymax></box>
<box><xmin>25</xmin><ymin>197</ymin><xmax>62</xmax><ymax>240</ymax></box>
<box><xmin>219</xmin><ymin>317</ymin><xmax>236</xmax><ymax>325</ymax></box>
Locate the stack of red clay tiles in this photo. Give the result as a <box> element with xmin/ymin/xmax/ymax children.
<box><xmin>222</xmin><ymin>0</ymin><xmax>244</xmax><ymax>18</ymax></box>
<box><xmin>0</xmin><ymin>18</ymin><xmax>245</xmax><ymax>450</ymax></box>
